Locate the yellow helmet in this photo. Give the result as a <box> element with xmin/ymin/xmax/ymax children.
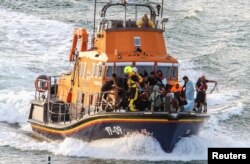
<box><xmin>124</xmin><ymin>66</ymin><xmax>132</xmax><ymax>74</ymax></box>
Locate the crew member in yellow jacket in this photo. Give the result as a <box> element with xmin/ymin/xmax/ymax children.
<box><xmin>136</xmin><ymin>14</ymin><xmax>155</xmax><ymax>28</ymax></box>
<box><xmin>124</xmin><ymin>66</ymin><xmax>143</xmax><ymax>112</ymax></box>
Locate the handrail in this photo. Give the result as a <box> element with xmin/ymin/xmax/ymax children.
<box><xmin>100</xmin><ymin>3</ymin><xmax>157</xmax><ymax>19</ymax></box>
<box><xmin>38</xmin><ymin>75</ymin><xmax>184</xmax><ymax>125</ymax></box>
<box><xmin>44</xmin><ymin>89</ymin><xmax>188</xmax><ymax>125</ymax></box>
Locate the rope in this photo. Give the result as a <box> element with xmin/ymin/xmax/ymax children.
<box><xmin>210</xmin><ymin>82</ymin><xmax>218</xmax><ymax>94</ymax></box>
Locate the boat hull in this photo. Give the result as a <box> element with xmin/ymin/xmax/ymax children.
<box><xmin>29</xmin><ymin>112</ymin><xmax>209</xmax><ymax>152</ymax></box>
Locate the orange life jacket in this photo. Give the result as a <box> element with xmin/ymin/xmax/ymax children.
<box><xmin>170</xmin><ymin>84</ymin><xmax>182</xmax><ymax>93</ymax></box>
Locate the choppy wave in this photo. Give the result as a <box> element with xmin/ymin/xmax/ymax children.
<box><xmin>0</xmin><ymin>8</ymin><xmax>73</xmax><ymax>91</ymax></box>
<box><xmin>185</xmin><ymin>6</ymin><xmax>203</xmax><ymax>19</ymax></box>
<box><xmin>0</xmin><ymin>90</ymin><xmax>32</xmax><ymax>124</ymax></box>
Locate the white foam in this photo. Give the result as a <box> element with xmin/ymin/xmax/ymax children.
<box><xmin>52</xmin><ymin>134</ymin><xmax>166</xmax><ymax>160</ymax></box>
<box><xmin>0</xmin><ymin>8</ymin><xmax>74</xmax><ymax>86</ymax></box>
<box><xmin>0</xmin><ymin>124</ymin><xmax>57</xmax><ymax>151</ymax></box>
<box><xmin>206</xmin><ymin>89</ymin><xmax>244</xmax><ymax>121</ymax></box>
<box><xmin>0</xmin><ymin>89</ymin><xmax>33</xmax><ymax>124</ymax></box>
<box><xmin>51</xmin><ymin>129</ymin><xmax>250</xmax><ymax>161</ymax></box>
<box><xmin>186</xmin><ymin>6</ymin><xmax>203</xmax><ymax>18</ymax></box>
<box><xmin>0</xmin><ymin>8</ymin><xmax>74</xmax><ymax>124</ymax></box>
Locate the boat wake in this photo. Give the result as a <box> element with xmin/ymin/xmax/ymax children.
<box><xmin>52</xmin><ymin>135</ymin><xmax>209</xmax><ymax>161</ymax></box>
<box><xmin>1</xmin><ymin>120</ymin><xmax>249</xmax><ymax>161</ymax></box>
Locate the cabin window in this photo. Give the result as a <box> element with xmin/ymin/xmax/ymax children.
<box><xmin>136</xmin><ymin>66</ymin><xmax>152</xmax><ymax>77</ymax></box>
<box><xmin>172</xmin><ymin>66</ymin><xmax>178</xmax><ymax>79</ymax></box>
<box><xmin>135</xmin><ymin>62</ymin><xmax>154</xmax><ymax>77</ymax></box>
<box><xmin>115</xmin><ymin>66</ymin><xmax>127</xmax><ymax>77</ymax></box>
<box><xmin>156</xmin><ymin>66</ymin><xmax>172</xmax><ymax>79</ymax></box>
<box><xmin>95</xmin><ymin>64</ymin><xmax>103</xmax><ymax>77</ymax></box>
<box><xmin>106</xmin><ymin>66</ymin><xmax>113</xmax><ymax>77</ymax></box>
<box><xmin>134</xmin><ymin>37</ymin><xmax>141</xmax><ymax>47</ymax></box>
<box><xmin>91</xmin><ymin>63</ymin><xmax>96</xmax><ymax>77</ymax></box>
<box><xmin>79</xmin><ymin>62</ymin><xmax>87</xmax><ymax>78</ymax></box>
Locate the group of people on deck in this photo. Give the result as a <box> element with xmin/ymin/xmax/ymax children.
<box><xmin>101</xmin><ymin>65</ymin><xmax>217</xmax><ymax>113</ymax></box>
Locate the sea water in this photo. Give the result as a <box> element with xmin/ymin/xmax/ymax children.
<box><xmin>0</xmin><ymin>0</ymin><xmax>249</xmax><ymax>163</ymax></box>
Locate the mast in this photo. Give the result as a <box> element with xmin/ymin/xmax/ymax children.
<box><xmin>124</xmin><ymin>1</ymin><xmax>127</xmax><ymax>27</ymax></box>
<box><xmin>93</xmin><ymin>0</ymin><xmax>97</xmax><ymax>48</ymax></box>
<box><xmin>161</xmin><ymin>0</ymin><xmax>163</xmax><ymax>18</ymax></box>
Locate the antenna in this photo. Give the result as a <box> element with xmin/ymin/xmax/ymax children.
<box><xmin>93</xmin><ymin>0</ymin><xmax>97</xmax><ymax>46</ymax></box>
<box><xmin>161</xmin><ymin>0</ymin><xmax>163</xmax><ymax>18</ymax></box>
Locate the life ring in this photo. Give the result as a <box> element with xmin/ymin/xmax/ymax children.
<box><xmin>34</xmin><ymin>75</ymin><xmax>49</xmax><ymax>92</ymax></box>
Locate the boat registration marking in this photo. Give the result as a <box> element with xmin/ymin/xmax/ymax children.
<box><xmin>105</xmin><ymin>126</ymin><xmax>123</xmax><ymax>136</ymax></box>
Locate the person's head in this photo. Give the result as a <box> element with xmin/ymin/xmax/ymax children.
<box><xmin>156</xmin><ymin>70</ymin><xmax>163</xmax><ymax>76</ymax></box>
<box><xmin>182</xmin><ymin>76</ymin><xmax>189</xmax><ymax>82</ymax></box>
<box><xmin>143</xmin><ymin>14</ymin><xmax>149</xmax><ymax>22</ymax></box>
<box><xmin>175</xmin><ymin>83</ymin><xmax>180</xmax><ymax>88</ymax></box>
<box><xmin>153</xmin><ymin>85</ymin><xmax>160</xmax><ymax>92</ymax></box>
<box><xmin>124</xmin><ymin>66</ymin><xmax>133</xmax><ymax>75</ymax></box>
<box><xmin>112</xmin><ymin>73</ymin><xmax>117</xmax><ymax>78</ymax></box>
<box><xmin>200</xmin><ymin>75</ymin><xmax>206</xmax><ymax>81</ymax></box>
<box><xmin>150</xmin><ymin>71</ymin><xmax>155</xmax><ymax>77</ymax></box>
<box><xmin>143</xmin><ymin>70</ymin><xmax>148</xmax><ymax>77</ymax></box>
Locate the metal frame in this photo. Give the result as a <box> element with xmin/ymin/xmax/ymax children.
<box><xmin>93</xmin><ymin>0</ymin><xmax>164</xmax><ymax>42</ymax></box>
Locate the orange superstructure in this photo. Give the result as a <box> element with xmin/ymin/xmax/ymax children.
<box><xmin>57</xmin><ymin>1</ymin><xmax>178</xmax><ymax>104</ymax></box>
<box><xmin>95</xmin><ymin>30</ymin><xmax>168</xmax><ymax>60</ymax></box>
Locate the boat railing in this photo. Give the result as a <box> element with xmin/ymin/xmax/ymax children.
<box><xmin>93</xmin><ymin>90</ymin><xmax>181</xmax><ymax>113</ymax></box>
<box><xmin>44</xmin><ymin>89</ymin><xmax>188</xmax><ymax>125</ymax></box>
<box><xmin>35</xmin><ymin>79</ymin><xmax>50</xmax><ymax>101</ymax></box>
<box><xmin>98</xmin><ymin>18</ymin><xmax>163</xmax><ymax>32</ymax></box>
<box><xmin>43</xmin><ymin>86</ymin><xmax>185</xmax><ymax>125</ymax></box>
<box><xmin>45</xmin><ymin>91</ymin><xmax>100</xmax><ymax>124</ymax></box>
<box><xmin>47</xmin><ymin>100</ymin><xmax>70</xmax><ymax>124</ymax></box>
<box><xmin>95</xmin><ymin>1</ymin><xmax>168</xmax><ymax>32</ymax></box>
<box><xmin>46</xmin><ymin>90</ymin><xmax>123</xmax><ymax>124</ymax></box>
<box><xmin>93</xmin><ymin>91</ymin><xmax>122</xmax><ymax>113</ymax></box>
<box><xmin>35</xmin><ymin>75</ymin><xmax>59</xmax><ymax>101</ymax></box>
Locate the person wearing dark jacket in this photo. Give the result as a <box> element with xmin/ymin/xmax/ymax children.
<box><xmin>194</xmin><ymin>75</ymin><xmax>217</xmax><ymax>113</ymax></box>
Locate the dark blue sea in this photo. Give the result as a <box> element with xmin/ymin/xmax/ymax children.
<box><xmin>0</xmin><ymin>0</ymin><xmax>249</xmax><ymax>163</ymax></box>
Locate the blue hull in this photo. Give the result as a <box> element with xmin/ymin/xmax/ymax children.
<box><xmin>29</xmin><ymin>112</ymin><xmax>209</xmax><ymax>152</ymax></box>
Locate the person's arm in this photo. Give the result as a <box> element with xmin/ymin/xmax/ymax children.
<box><xmin>114</xmin><ymin>84</ymin><xmax>122</xmax><ymax>90</ymax></box>
<box><xmin>207</xmin><ymin>79</ymin><xmax>217</xmax><ymax>83</ymax></box>
<box><xmin>136</xmin><ymin>73</ymin><xmax>143</xmax><ymax>83</ymax></box>
<box><xmin>148</xmin><ymin>94</ymin><xmax>153</xmax><ymax>101</ymax></box>
<box><xmin>195</xmin><ymin>81</ymin><xmax>201</xmax><ymax>92</ymax></box>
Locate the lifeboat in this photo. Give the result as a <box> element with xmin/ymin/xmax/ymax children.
<box><xmin>28</xmin><ymin>0</ymin><xmax>210</xmax><ymax>153</ymax></box>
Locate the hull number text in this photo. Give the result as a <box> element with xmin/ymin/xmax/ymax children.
<box><xmin>105</xmin><ymin>126</ymin><xmax>123</xmax><ymax>136</ymax></box>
